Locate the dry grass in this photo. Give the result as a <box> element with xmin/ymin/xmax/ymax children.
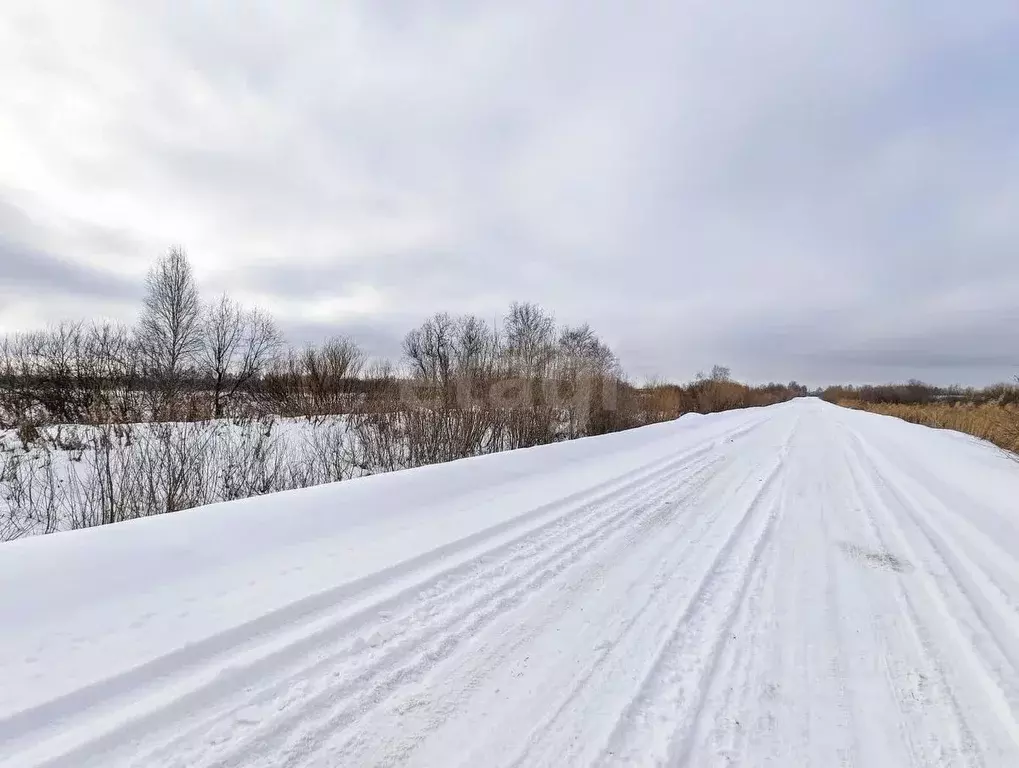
<box><xmin>839</xmin><ymin>400</ymin><xmax>1019</xmax><ymax>454</ymax></box>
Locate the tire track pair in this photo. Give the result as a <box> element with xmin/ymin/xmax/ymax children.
<box><xmin>332</xmin><ymin>462</ymin><xmax>729</xmax><ymax>768</ymax></box>
<box><xmin>841</xmin><ymin>431</ymin><xmax>996</xmax><ymax>765</ymax></box>
<box><xmin>7</xmin><ymin>436</ymin><xmax>729</xmax><ymax>768</ymax></box>
<box><xmin>135</xmin><ymin>452</ymin><xmax>726</xmax><ymax>768</ymax></box>
<box><xmin>594</xmin><ymin>417</ymin><xmax>798</xmax><ymax>766</ymax></box>
<box><xmin>319</xmin><ymin>420</ymin><xmax>775</xmax><ymax>765</ymax></box>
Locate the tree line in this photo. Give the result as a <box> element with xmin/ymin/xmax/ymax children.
<box><xmin>1</xmin><ymin>247</ymin><xmax>809</xmax><ymax>437</ymax></box>
<box><xmin>821</xmin><ymin>381</ymin><xmax>1019</xmax><ymax>407</ymax></box>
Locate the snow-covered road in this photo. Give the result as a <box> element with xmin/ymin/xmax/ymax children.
<box><xmin>3</xmin><ymin>399</ymin><xmax>1019</xmax><ymax>767</ymax></box>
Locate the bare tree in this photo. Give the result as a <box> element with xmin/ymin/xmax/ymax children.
<box><xmin>403</xmin><ymin>313</ymin><xmax>456</xmax><ymax>394</ymax></box>
<box><xmin>90</xmin><ymin>322</ymin><xmax>146</xmax><ymax>423</ymax></box>
<box><xmin>554</xmin><ymin>324</ymin><xmax>622</xmax><ymax>436</ymax></box>
<box><xmin>558</xmin><ymin>324</ymin><xmax>619</xmax><ymax>379</ymax></box>
<box><xmin>453</xmin><ymin>315</ymin><xmax>497</xmax><ymax>381</ymax></box>
<box><xmin>138</xmin><ymin>247</ymin><xmax>203</xmax><ymax>417</ymax></box>
<box><xmin>452</xmin><ymin>315</ymin><xmax>500</xmax><ymax>407</ymax></box>
<box><xmin>303</xmin><ymin>336</ymin><xmax>365</xmax><ymax>414</ymax></box>
<box><xmin>710</xmin><ymin>365</ymin><xmax>732</xmax><ymax>382</ymax></box>
<box><xmin>504</xmin><ymin>302</ymin><xmax>556</xmax><ymax>379</ymax></box>
<box><xmin>201</xmin><ymin>294</ymin><xmax>283</xmax><ymax>418</ymax></box>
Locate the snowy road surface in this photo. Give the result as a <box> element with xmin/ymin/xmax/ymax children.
<box><xmin>3</xmin><ymin>399</ymin><xmax>1019</xmax><ymax>767</ymax></box>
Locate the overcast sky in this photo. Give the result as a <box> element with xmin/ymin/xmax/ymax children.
<box><xmin>1</xmin><ymin>1</ymin><xmax>1017</xmax><ymax>386</ymax></box>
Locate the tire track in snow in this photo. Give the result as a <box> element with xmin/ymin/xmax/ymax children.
<box><xmin>859</xmin><ymin>439</ymin><xmax>1019</xmax><ymax>698</ymax></box>
<box><xmin>850</xmin><ymin>429</ymin><xmax>1019</xmax><ymax>761</ymax></box>
<box><xmin>349</xmin><ymin>436</ymin><xmax>772</xmax><ymax>768</ymax></box>
<box><xmin>877</xmin><ymin>447</ymin><xmax>1019</xmax><ymax>601</ymax></box>
<box><xmin>821</xmin><ymin>493</ymin><xmax>861</xmax><ymax>768</ymax></box>
<box><xmin>665</xmin><ymin>437</ymin><xmax>803</xmax><ymax>768</ymax></box>
<box><xmin>9</xmin><ymin>429</ymin><xmax>754</xmax><ymax>768</ymax></box>
<box><xmin>108</xmin><ymin>447</ymin><xmax>728</xmax><ymax>768</ymax></box>
<box><xmin>667</xmin><ymin>431</ymin><xmax>793</xmax><ymax>768</ymax></box>
<box><xmin>841</xmin><ymin>430</ymin><xmax>1002</xmax><ymax>766</ymax></box>
<box><xmin>593</xmin><ymin>417</ymin><xmax>798</xmax><ymax>766</ymax></box>
<box><xmin>663</xmin><ymin>490</ymin><xmax>783</xmax><ymax>768</ymax></box>
<box><xmin>821</xmin><ymin>424</ymin><xmax>954</xmax><ymax>767</ymax></box>
<box><xmin>214</xmin><ymin>457</ymin><xmax>723</xmax><ymax>768</ymax></box>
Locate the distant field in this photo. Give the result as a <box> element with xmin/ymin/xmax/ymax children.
<box><xmin>838</xmin><ymin>400</ymin><xmax>1019</xmax><ymax>454</ymax></box>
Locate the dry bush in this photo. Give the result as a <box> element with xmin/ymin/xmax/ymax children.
<box><xmin>16</xmin><ymin>421</ymin><xmax>41</xmax><ymax>448</ymax></box>
<box><xmin>296</xmin><ymin>418</ymin><xmax>357</xmax><ymax>485</ymax></box>
<box><xmin>637</xmin><ymin>383</ymin><xmax>696</xmax><ymax>422</ymax></box>
<box><xmin>350</xmin><ymin>407</ymin><xmax>501</xmax><ymax>473</ymax></box>
<box><xmin>840</xmin><ymin>401</ymin><xmax>1019</xmax><ymax>454</ymax></box>
<box><xmin>623</xmin><ymin>372</ymin><xmax>805</xmax><ymax>423</ymax></box>
<box><xmin>1</xmin><ymin>416</ymin><xmax>368</xmax><ymax>540</ymax></box>
<box><xmin>691</xmin><ymin>379</ymin><xmax>747</xmax><ymax>413</ymax></box>
<box><xmin>260</xmin><ymin>338</ymin><xmax>365</xmax><ymax>418</ymax></box>
<box><xmin>0</xmin><ymin>321</ymin><xmax>147</xmax><ymax>427</ymax></box>
<box><xmin>0</xmin><ymin>448</ymin><xmax>63</xmax><ymax>540</ymax></box>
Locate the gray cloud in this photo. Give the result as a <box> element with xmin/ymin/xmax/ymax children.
<box><xmin>0</xmin><ymin>199</ymin><xmax>139</xmax><ymax>301</ymax></box>
<box><xmin>280</xmin><ymin>319</ymin><xmax>405</xmax><ymax>364</ymax></box>
<box><xmin>1</xmin><ymin>1</ymin><xmax>1018</xmax><ymax>385</ymax></box>
<box><xmin>0</xmin><ymin>237</ymin><xmax>136</xmax><ymax>299</ymax></box>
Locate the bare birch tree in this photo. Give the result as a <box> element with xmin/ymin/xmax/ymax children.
<box><xmin>138</xmin><ymin>247</ymin><xmax>203</xmax><ymax>417</ymax></box>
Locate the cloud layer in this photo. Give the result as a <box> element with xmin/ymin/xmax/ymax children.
<box><xmin>2</xmin><ymin>1</ymin><xmax>1018</xmax><ymax>384</ymax></box>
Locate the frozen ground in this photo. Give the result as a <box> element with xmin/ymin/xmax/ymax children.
<box><xmin>2</xmin><ymin>398</ymin><xmax>1019</xmax><ymax>766</ymax></box>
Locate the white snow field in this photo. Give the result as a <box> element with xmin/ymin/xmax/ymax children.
<box><xmin>2</xmin><ymin>398</ymin><xmax>1019</xmax><ymax>767</ymax></box>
